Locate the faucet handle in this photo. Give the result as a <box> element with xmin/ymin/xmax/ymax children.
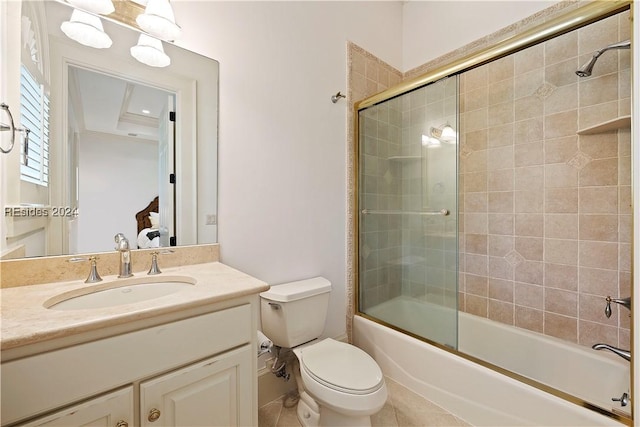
<box><xmin>68</xmin><ymin>256</ymin><xmax>103</xmax><ymax>283</ymax></box>
<box><xmin>147</xmin><ymin>250</ymin><xmax>174</xmax><ymax>275</ymax></box>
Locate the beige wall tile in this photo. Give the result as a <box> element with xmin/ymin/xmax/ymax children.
<box><xmin>488</xmin><ymin>124</ymin><xmax>514</xmax><ymax>148</ymax></box>
<box><xmin>545</xmin><ymin>163</ymin><xmax>578</xmax><ymax>188</ymax></box>
<box><xmin>465</xmin><ymin>294</ymin><xmax>488</xmax><ymax>317</ymax></box>
<box><xmin>515</xmin><ymin>260</ymin><xmax>543</xmax><ymax>285</ymax></box>
<box><xmin>515</xmin><ymin>190</ymin><xmax>544</xmax><ymax>213</ymax></box>
<box><xmin>488</xmin><ymin>169</ymin><xmax>514</xmax><ymax>191</ymax></box>
<box><xmin>514</xmin><ymin>68</ymin><xmax>544</xmax><ymax>99</ymax></box>
<box><xmin>515</xmin><ymin>237</ymin><xmax>543</xmax><ymax>261</ymax></box>
<box><xmin>544</xmin><ymin>83</ymin><xmax>578</xmax><ymax>115</ymax></box>
<box><xmin>545</xmin><ymin>136</ymin><xmax>579</xmax><ymax>163</ymax></box>
<box><xmin>514</xmin><ymin>44</ymin><xmax>544</xmax><ymax>75</ymax></box>
<box><xmin>514</xmin><ymin>118</ymin><xmax>543</xmax><ymax>143</ymax></box>
<box><xmin>578</xmin><ymin>320</ymin><xmax>618</xmax><ymax>347</ymax></box>
<box><xmin>544</xmin><ymin>312</ymin><xmax>577</xmax><ymax>343</ymax></box>
<box><xmin>515</xmin><ymin>165</ymin><xmax>544</xmax><ymax>190</ymax></box>
<box><xmin>465</xmin><ymin>129</ymin><xmax>488</xmax><ymax>151</ymax></box>
<box><xmin>465</xmin><ymin>86</ymin><xmax>488</xmax><ymax>112</ymax></box>
<box><xmin>579</xmin><ymin>267</ymin><xmax>618</xmax><ymax>296</ymax></box>
<box><xmin>544</xmin><ymin>263</ymin><xmax>578</xmax><ymax>291</ymax></box>
<box><xmin>488</xmin><ymin>102</ymin><xmax>515</xmax><ymax>127</ymax></box>
<box><xmin>579</xmin><ymin>158</ymin><xmax>618</xmax><ymax>186</ymax></box>
<box><xmin>545</xmin><ymin>214</ymin><xmax>579</xmax><ymax>239</ymax></box>
<box><xmin>544</xmin><ymin>110</ymin><xmax>578</xmax><ymax>139</ymax></box>
<box><xmin>579</xmin><ymin>132</ymin><xmax>618</xmax><ymax>159</ymax></box>
<box><xmin>488</xmin><ymin>191</ymin><xmax>514</xmax><ymax>213</ymax></box>
<box><xmin>514</xmin><ymin>282</ymin><xmax>543</xmax><ymax>309</ymax></box>
<box><xmin>545</xmin><ymin>288</ymin><xmax>578</xmax><ymax>317</ymax></box>
<box><xmin>579</xmin><ymin>186</ymin><xmax>618</xmax><ymax>213</ymax></box>
<box><xmin>545</xmin><ymin>58</ymin><xmax>579</xmax><ymax>88</ymax></box>
<box><xmin>489</xmin><ymin>256</ymin><xmax>513</xmax><ymax>280</ymax></box>
<box><xmin>464</xmin><ymin>171</ymin><xmax>488</xmax><ymax>193</ymax></box>
<box><xmin>579</xmin><ymin>214</ymin><xmax>618</xmax><ymax>242</ymax></box>
<box><xmin>579</xmin><ymin>241</ymin><xmax>618</xmax><ymax>270</ymax></box>
<box><xmin>488</xmin><ymin>299</ymin><xmax>514</xmax><ymax>324</ymax></box>
<box><xmin>514</xmin><ymin>141</ymin><xmax>543</xmax><ymax>167</ymax></box>
<box><xmin>465</xmin><ymin>192</ymin><xmax>488</xmax><ymax>212</ymax></box>
<box><xmin>466</xmin><ymin>234</ymin><xmax>488</xmax><ymax>254</ymax></box>
<box><xmin>489</xmin><ymin>79</ymin><xmax>514</xmax><ymax>106</ymax></box>
<box><xmin>545</xmin><ymin>29</ymin><xmax>578</xmax><ymax>65</ymax></box>
<box><xmin>545</xmin><ymin>188</ymin><xmax>578</xmax><ymax>213</ymax></box>
<box><xmin>488</xmin><ymin>235</ymin><xmax>514</xmax><ymax>257</ymax></box>
<box><xmin>544</xmin><ymin>238</ymin><xmax>578</xmax><ymax>265</ymax></box>
<box><xmin>515</xmin><ymin>213</ymin><xmax>543</xmax><ymax>237</ymax></box>
<box><xmin>488</xmin><ymin>278</ymin><xmax>514</xmax><ymax>301</ymax></box>
<box><xmin>515</xmin><ymin>306</ymin><xmax>543</xmax><ymax>332</ymax></box>
<box><xmin>578</xmin><ymin>101</ymin><xmax>617</xmax><ymax>131</ymax></box>
<box><xmin>488</xmin><ymin>55</ymin><xmax>514</xmax><ymax>84</ymax></box>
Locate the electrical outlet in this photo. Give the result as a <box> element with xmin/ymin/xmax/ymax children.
<box><xmin>205</xmin><ymin>214</ymin><xmax>217</xmax><ymax>225</ymax></box>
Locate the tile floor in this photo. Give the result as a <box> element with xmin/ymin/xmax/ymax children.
<box><xmin>258</xmin><ymin>377</ymin><xmax>471</xmax><ymax>427</ymax></box>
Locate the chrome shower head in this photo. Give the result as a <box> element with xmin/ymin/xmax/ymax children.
<box><xmin>576</xmin><ymin>39</ymin><xmax>630</xmax><ymax>77</ymax></box>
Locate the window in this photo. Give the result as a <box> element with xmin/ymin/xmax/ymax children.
<box><xmin>19</xmin><ymin>64</ymin><xmax>49</xmax><ymax>186</ymax></box>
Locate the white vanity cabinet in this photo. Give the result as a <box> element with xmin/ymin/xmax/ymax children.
<box><xmin>19</xmin><ymin>387</ymin><xmax>134</xmax><ymax>427</ymax></box>
<box><xmin>140</xmin><ymin>346</ymin><xmax>252</xmax><ymax>427</ymax></box>
<box><xmin>2</xmin><ymin>299</ymin><xmax>258</xmax><ymax>427</ymax></box>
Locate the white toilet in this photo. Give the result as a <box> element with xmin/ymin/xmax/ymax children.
<box><xmin>260</xmin><ymin>277</ymin><xmax>387</xmax><ymax>427</ymax></box>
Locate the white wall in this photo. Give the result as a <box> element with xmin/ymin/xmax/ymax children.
<box><xmin>77</xmin><ymin>132</ymin><xmax>158</xmax><ymax>254</ymax></box>
<box><xmin>402</xmin><ymin>1</ymin><xmax>555</xmax><ymax>71</ymax></box>
<box><xmin>172</xmin><ymin>1</ymin><xmax>404</xmax><ymax>340</ymax></box>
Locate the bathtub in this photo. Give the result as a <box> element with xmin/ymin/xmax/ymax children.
<box><xmin>354</xmin><ymin>296</ymin><xmax>629</xmax><ymax>426</ymax></box>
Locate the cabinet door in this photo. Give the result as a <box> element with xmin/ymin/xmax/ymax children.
<box><xmin>17</xmin><ymin>387</ymin><xmax>134</xmax><ymax>427</ymax></box>
<box><xmin>140</xmin><ymin>345</ymin><xmax>253</xmax><ymax>427</ymax></box>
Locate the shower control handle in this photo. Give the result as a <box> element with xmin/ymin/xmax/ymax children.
<box><xmin>612</xmin><ymin>392</ymin><xmax>629</xmax><ymax>407</ymax></box>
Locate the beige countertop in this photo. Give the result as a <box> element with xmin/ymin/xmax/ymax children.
<box><xmin>0</xmin><ymin>262</ymin><xmax>269</xmax><ymax>352</ymax></box>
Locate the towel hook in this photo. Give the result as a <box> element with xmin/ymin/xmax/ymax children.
<box><xmin>331</xmin><ymin>91</ymin><xmax>346</xmax><ymax>103</ymax></box>
<box><xmin>0</xmin><ymin>103</ymin><xmax>30</xmax><ymax>155</ymax></box>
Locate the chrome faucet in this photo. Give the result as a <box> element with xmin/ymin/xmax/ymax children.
<box><xmin>592</xmin><ymin>343</ymin><xmax>630</xmax><ymax>362</ymax></box>
<box><xmin>114</xmin><ymin>233</ymin><xmax>133</xmax><ymax>278</ymax></box>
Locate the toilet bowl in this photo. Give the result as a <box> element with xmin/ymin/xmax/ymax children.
<box><xmin>260</xmin><ymin>277</ymin><xmax>387</xmax><ymax>426</ymax></box>
<box><xmin>293</xmin><ymin>338</ymin><xmax>387</xmax><ymax>426</ymax></box>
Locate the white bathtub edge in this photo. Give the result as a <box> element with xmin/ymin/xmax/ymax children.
<box><xmin>353</xmin><ymin>316</ymin><xmax>625</xmax><ymax>427</ymax></box>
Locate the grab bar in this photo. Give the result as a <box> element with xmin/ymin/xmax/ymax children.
<box><xmin>361</xmin><ymin>209</ymin><xmax>449</xmax><ymax>216</ymax></box>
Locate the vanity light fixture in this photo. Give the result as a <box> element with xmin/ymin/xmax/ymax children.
<box><xmin>429</xmin><ymin>124</ymin><xmax>457</xmax><ymax>143</ymax></box>
<box><xmin>421</xmin><ymin>134</ymin><xmax>441</xmax><ymax>148</ymax></box>
<box><xmin>65</xmin><ymin>0</ymin><xmax>115</xmax><ymax>15</ymax></box>
<box><xmin>136</xmin><ymin>0</ymin><xmax>182</xmax><ymax>41</ymax></box>
<box><xmin>60</xmin><ymin>9</ymin><xmax>113</xmax><ymax>49</ymax></box>
<box><xmin>130</xmin><ymin>34</ymin><xmax>171</xmax><ymax>67</ymax></box>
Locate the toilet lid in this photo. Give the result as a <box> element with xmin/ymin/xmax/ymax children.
<box><xmin>299</xmin><ymin>339</ymin><xmax>383</xmax><ymax>395</ymax></box>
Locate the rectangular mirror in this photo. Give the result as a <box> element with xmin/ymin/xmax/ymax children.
<box><xmin>1</xmin><ymin>0</ymin><xmax>218</xmax><ymax>258</ymax></box>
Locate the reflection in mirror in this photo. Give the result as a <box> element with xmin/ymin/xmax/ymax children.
<box><xmin>2</xmin><ymin>0</ymin><xmax>219</xmax><ymax>259</ymax></box>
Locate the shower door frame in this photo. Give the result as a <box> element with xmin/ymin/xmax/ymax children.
<box><xmin>353</xmin><ymin>0</ymin><xmax>634</xmax><ymax>424</ymax></box>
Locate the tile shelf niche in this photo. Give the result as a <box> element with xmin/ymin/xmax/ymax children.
<box><xmin>576</xmin><ymin>115</ymin><xmax>631</xmax><ymax>135</ymax></box>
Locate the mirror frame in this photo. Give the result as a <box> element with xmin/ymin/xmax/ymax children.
<box><xmin>353</xmin><ymin>0</ymin><xmax>633</xmax><ymax>424</ymax></box>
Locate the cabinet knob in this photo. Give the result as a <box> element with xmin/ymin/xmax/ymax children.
<box><xmin>148</xmin><ymin>408</ymin><xmax>161</xmax><ymax>422</ymax></box>
<box><xmin>115</xmin><ymin>421</ymin><xmax>129</xmax><ymax>427</ymax></box>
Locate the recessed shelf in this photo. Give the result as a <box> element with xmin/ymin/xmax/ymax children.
<box><xmin>576</xmin><ymin>115</ymin><xmax>631</xmax><ymax>135</ymax></box>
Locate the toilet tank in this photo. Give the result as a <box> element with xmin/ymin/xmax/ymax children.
<box><xmin>260</xmin><ymin>277</ymin><xmax>331</xmax><ymax>348</ymax></box>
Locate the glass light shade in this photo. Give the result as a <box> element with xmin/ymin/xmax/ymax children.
<box><xmin>440</xmin><ymin>125</ymin><xmax>457</xmax><ymax>142</ymax></box>
<box><xmin>136</xmin><ymin>0</ymin><xmax>182</xmax><ymax>41</ymax></box>
<box><xmin>66</xmin><ymin>0</ymin><xmax>115</xmax><ymax>15</ymax></box>
<box><xmin>130</xmin><ymin>34</ymin><xmax>171</xmax><ymax>68</ymax></box>
<box><xmin>60</xmin><ymin>10</ymin><xmax>112</xmax><ymax>49</ymax></box>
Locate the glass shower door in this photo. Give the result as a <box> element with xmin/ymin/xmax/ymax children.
<box><xmin>358</xmin><ymin>77</ymin><xmax>459</xmax><ymax>348</ymax></box>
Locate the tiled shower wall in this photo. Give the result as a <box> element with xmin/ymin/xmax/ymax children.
<box><xmin>349</xmin><ymin>43</ymin><xmax>403</xmax><ymax>310</ymax></box>
<box><xmin>458</xmin><ymin>11</ymin><xmax>631</xmax><ymax>348</ymax></box>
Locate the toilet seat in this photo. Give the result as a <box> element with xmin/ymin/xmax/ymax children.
<box><xmin>298</xmin><ymin>338</ymin><xmax>384</xmax><ymax>395</ymax></box>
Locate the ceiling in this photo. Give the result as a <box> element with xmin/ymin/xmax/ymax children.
<box><xmin>69</xmin><ymin>66</ymin><xmax>171</xmax><ymax>141</ymax></box>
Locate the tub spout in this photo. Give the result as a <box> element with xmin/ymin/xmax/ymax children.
<box><xmin>592</xmin><ymin>343</ymin><xmax>630</xmax><ymax>362</ymax></box>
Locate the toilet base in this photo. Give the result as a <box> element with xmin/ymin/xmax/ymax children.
<box><xmin>297</xmin><ymin>392</ymin><xmax>320</xmax><ymax>427</ymax></box>
<box><xmin>319</xmin><ymin>406</ymin><xmax>372</xmax><ymax>427</ymax></box>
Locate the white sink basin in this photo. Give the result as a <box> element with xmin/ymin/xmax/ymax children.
<box><xmin>44</xmin><ymin>276</ymin><xmax>196</xmax><ymax>310</ymax></box>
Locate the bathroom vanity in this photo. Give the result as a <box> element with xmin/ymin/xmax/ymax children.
<box><xmin>0</xmin><ymin>262</ymin><xmax>269</xmax><ymax>427</ymax></box>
